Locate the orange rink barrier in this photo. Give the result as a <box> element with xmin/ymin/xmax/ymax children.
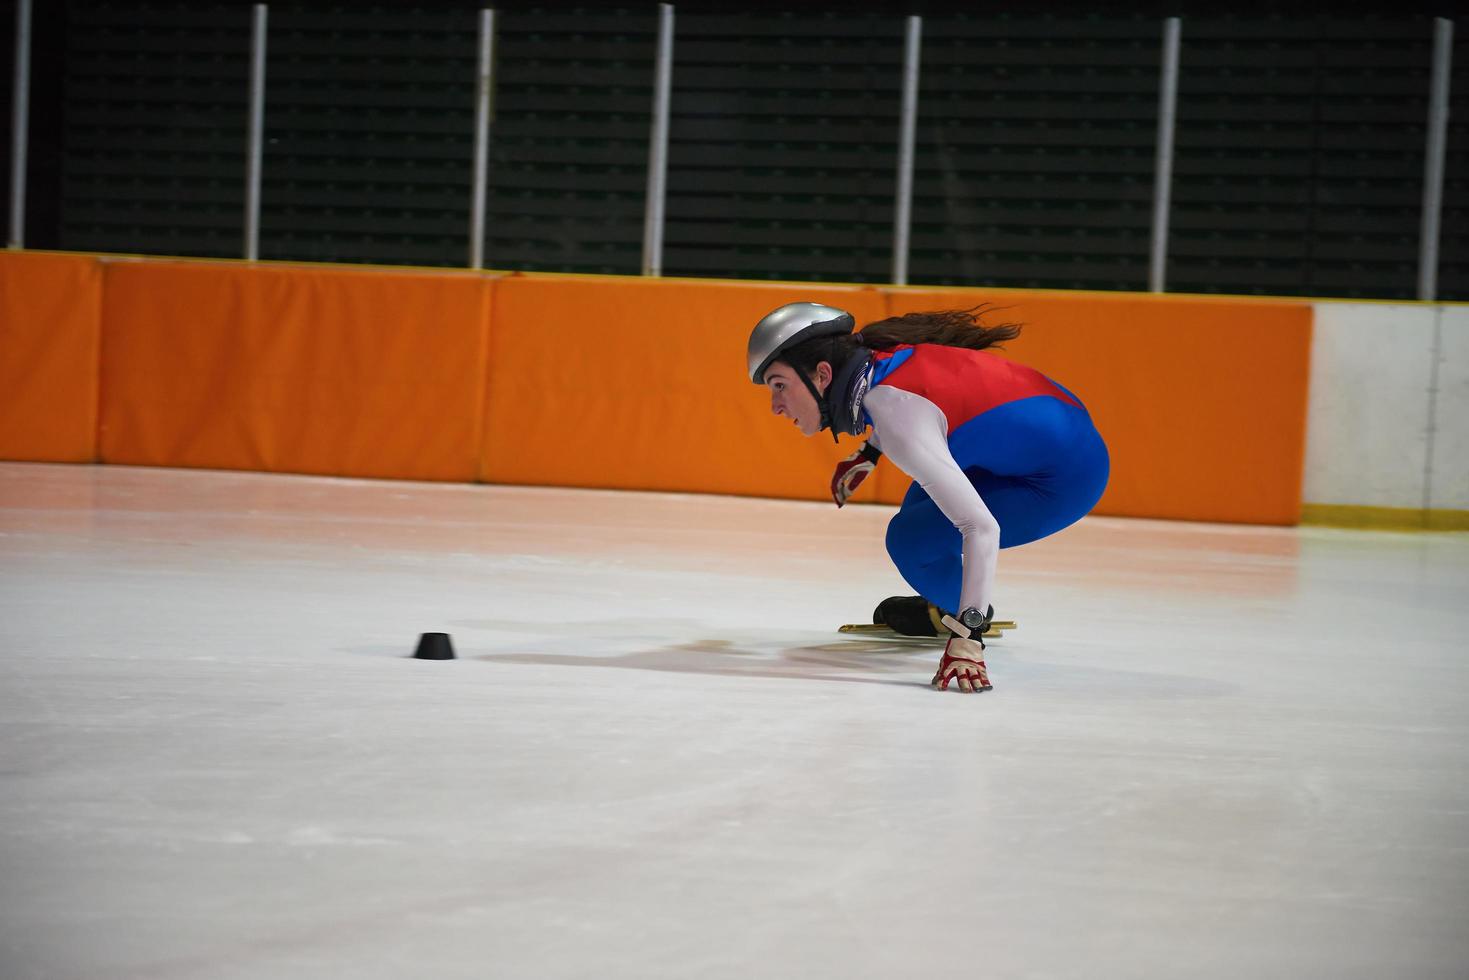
<box><xmin>98</xmin><ymin>260</ymin><xmax>492</xmax><ymax>481</ymax></box>
<box><xmin>0</xmin><ymin>251</ymin><xmax>104</xmax><ymax>462</ymax></box>
<box><xmin>486</xmin><ymin>277</ymin><xmax>1311</xmax><ymax>523</ymax></box>
<box><xmin>481</xmin><ymin>274</ymin><xmax>886</xmax><ymax>501</ymax></box>
<box><xmin>0</xmin><ymin>252</ymin><xmax>1313</xmax><ymax>525</ymax></box>
<box><xmin>882</xmin><ymin>288</ymin><xmax>1313</xmax><ymax>524</ymax></box>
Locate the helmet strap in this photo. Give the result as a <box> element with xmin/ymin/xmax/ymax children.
<box><xmin>795</xmin><ymin>370</ymin><xmax>835</xmax><ymax>440</ymax></box>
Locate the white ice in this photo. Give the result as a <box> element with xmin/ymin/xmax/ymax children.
<box><xmin>2</xmin><ymin>462</ymin><xmax>1467</xmax><ymax>980</ymax></box>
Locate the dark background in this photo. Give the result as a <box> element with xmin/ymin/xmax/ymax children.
<box><xmin>3</xmin><ymin>1</ymin><xmax>1466</xmax><ymax>297</ymax></box>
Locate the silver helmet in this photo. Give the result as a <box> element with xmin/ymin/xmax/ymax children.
<box><xmin>746</xmin><ymin>302</ymin><xmax>856</xmax><ymax>385</ymax></box>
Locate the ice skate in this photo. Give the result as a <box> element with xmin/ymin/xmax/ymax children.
<box><xmin>838</xmin><ymin>595</ymin><xmax>1014</xmax><ymax>642</ymax></box>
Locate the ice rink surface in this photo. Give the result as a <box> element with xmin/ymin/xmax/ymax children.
<box><xmin>2</xmin><ymin>461</ymin><xmax>1467</xmax><ymax>980</ymax></box>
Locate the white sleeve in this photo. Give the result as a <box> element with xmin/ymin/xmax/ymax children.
<box><xmin>864</xmin><ymin>386</ymin><xmax>999</xmax><ymax>616</ymax></box>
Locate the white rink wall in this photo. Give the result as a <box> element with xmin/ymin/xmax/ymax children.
<box><xmin>1304</xmin><ymin>302</ymin><xmax>1469</xmax><ymax>512</ymax></box>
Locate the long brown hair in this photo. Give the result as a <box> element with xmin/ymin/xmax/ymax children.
<box><xmin>777</xmin><ymin>305</ymin><xmax>1022</xmax><ymax>381</ymax></box>
<box><xmin>857</xmin><ymin>305</ymin><xmax>1022</xmax><ymax>351</ymax></box>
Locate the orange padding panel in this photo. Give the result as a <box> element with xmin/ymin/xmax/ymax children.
<box><xmin>481</xmin><ymin>275</ymin><xmax>886</xmax><ymax>501</ymax></box>
<box><xmin>99</xmin><ymin>261</ymin><xmax>491</xmax><ymax>481</ymax></box>
<box><xmin>1</xmin><ymin>251</ymin><xmax>1312</xmax><ymax>526</ymax></box>
<box><xmin>0</xmin><ymin>252</ymin><xmax>104</xmax><ymax>462</ymax></box>
<box><xmin>882</xmin><ymin>289</ymin><xmax>1313</xmax><ymax>524</ymax></box>
<box><xmin>484</xmin><ymin>278</ymin><xmax>1311</xmax><ymax>523</ymax></box>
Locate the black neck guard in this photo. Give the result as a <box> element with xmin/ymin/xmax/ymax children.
<box><xmin>821</xmin><ymin>347</ymin><xmax>873</xmax><ymax>442</ymax></box>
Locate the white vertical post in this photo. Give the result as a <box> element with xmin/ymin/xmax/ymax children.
<box><xmin>7</xmin><ymin>0</ymin><xmax>32</xmax><ymax>249</ymax></box>
<box><xmin>244</xmin><ymin>4</ymin><xmax>268</xmax><ymax>261</ymax></box>
<box><xmin>642</xmin><ymin>3</ymin><xmax>674</xmax><ymax>276</ymax></box>
<box><xmin>1149</xmin><ymin>17</ymin><xmax>1181</xmax><ymax>293</ymax></box>
<box><xmin>1418</xmin><ymin>18</ymin><xmax>1453</xmax><ymax>302</ymax></box>
<box><xmin>470</xmin><ymin>9</ymin><xmax>496</xmax><ymax>269</ymax></box>
<box><xmin>892</xmin><ymin>15</ymin><xmax>922</xmax><ymax>286</ymax></box>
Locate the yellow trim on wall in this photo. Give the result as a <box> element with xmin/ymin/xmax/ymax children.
<box><xmin>1300</xmin><ymin>504</ymin><xmax>1469</xmax><ymax>532</ymax></box>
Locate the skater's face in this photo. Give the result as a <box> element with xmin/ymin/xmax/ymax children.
<box><xmin>763</xmin><ymin>360</ymin><xmax>831</xmax><ymax>437</ymax></box>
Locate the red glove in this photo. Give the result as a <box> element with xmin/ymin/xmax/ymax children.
<box><xmin>831</xmin><ymin>442</ymin><xmax>882</xmax><ymax>507</ymax></box>
<box><xmin>931</xmin><ymin>636</ymin><xmax>992</xmax><ymax>693</ymax></box>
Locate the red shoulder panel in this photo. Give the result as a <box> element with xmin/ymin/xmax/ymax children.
<box><xmin>876</xmin><ymin>345</ymin><xmax>1082</xmax><ymax>434</ymax></box>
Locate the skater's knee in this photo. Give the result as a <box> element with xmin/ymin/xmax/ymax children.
<box><xmin>884</xmin><ymin>513</ymin><xmax>905</xmax><ymax>557</ymax></box>
<box><xmin>885</xmin><ymin>523</ymin><xmax>923</xmax><ymax>583</ymax></box>
<box><xmin>887</xmin><ymin>511</ymin><xmax>957</xmax><ymax>576</ymax></box>
<box><xmin>885</xmin><ymin>512</ymin><xmax>925</xmax><ymax>567</ymax></box>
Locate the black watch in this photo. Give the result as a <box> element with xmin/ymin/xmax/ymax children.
<box><xmin>940</xmin><ymin>604</ymin><xmax>993</xmax><ymax>640</ymax></box>
<box><xmin>958</xmin><ymin>605</ymin><xmax>993</xmax><ymax>633</ymax></box>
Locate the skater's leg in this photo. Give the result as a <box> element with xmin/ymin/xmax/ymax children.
<box><xmin>967</xmin><ymin>465</ymin><xmax>1103</xmax><ymax>549</ymax></box>
<box><xmin>947</xmin><ymin>397</ymin><xmax>1110</xmax><ymax>548</ymax></box>
<box><xmin>883</xmin><ymin>401</ymin><xmax>1108</xmax><ymax>611</ymax></box>
<box><xmin>885</xmin><ymin>483</ymin><xmax>964</xmax><ymax>615</ymax></box>
<box><xmin>883</xmin><ymin>472</ymin><xmax>1048</xmax><ymax>612</ymax></box>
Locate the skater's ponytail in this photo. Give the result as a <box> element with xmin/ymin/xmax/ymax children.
<box><xmin>774</xmin><ymin>305</ymin><xmax>1022</xmax><ymax>382</ymax></box>
<box><xmin>855</xmin><ymin>305</ymin><xmax>1022</xmax><ymax>352</ymax></box>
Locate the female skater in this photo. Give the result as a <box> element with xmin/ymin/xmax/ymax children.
<box><xmin>747</xmin><ymin>302</ymin><xmax>1109</xmax><ymax>695</ymax></box>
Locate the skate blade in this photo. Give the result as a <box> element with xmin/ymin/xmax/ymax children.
<box><xmin>838</xmin><ymin>622</ymin><xmax>1013</xmax><ymax>640</ymax></box>
<box><xmin>837</xmin><ymin>621</ymin><xmax>1016</xmax><ymax>633</ymax></box>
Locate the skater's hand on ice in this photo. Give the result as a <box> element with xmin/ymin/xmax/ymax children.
<box><xmin>932</xmin><ymin>636</ymin><xmax>991</xmax><ymax>694</ymax></box>
<box><xmin>831</xmin><ymin>442</ymin><xmax>881</xmax><ymax>507</ymax></box>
